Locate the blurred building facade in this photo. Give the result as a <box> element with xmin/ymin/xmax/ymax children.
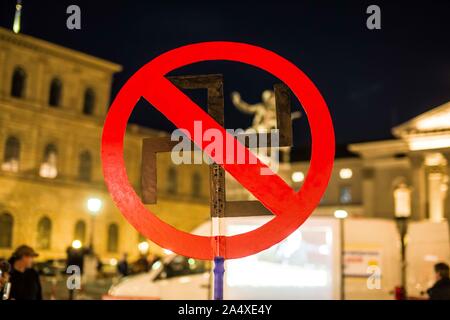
<box><xmin>1</xmin><ymin>27</ymin><xmax>449</xmax><ymax>263</ymax></box>
<box><xmin>228</xmin><ymin>102</ymin><xmax>450</xmax><ymax>223</ymax></box>
<box><xmin>0</xmin><ymin>27</ymin><xmax>210</xmax><ymax>261</ymax></box>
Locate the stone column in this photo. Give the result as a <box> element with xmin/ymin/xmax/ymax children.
<box><xmin>409</xmin><ymin>153</ymin><xmax>427</xmax><ymax>220</ymax></box>
<box><xmin>444</xmin><ymin>152</ymin><xmax>450</xmax><ymax>221</ymax></box>
<box><xmin>35</xmin><ymin>58</ymin><xmax>46</xmax><ymax>107</ymax></box>
<box><xmin>427</xmin><ymin>167</ymin><xmax>445</xmax><ymax>222</ymax></box>
<box><xmin>362</xmin><ymin>167</ymin><xmax>375</xmax><ymax>217</ymax></box>
<box><xmin>0</xmin><ymin>49</ymin><xmax>6</xmax><ymax>98</ymax></box>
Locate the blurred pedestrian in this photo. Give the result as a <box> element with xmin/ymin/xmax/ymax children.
<box><xmin>66</xmin><ymin>245</ymin><xmax>85</xmax><ymax>274</ymax></box>
<box><xmin>96</xmin><ymin>255</ymin><xmax>103</xmax><ymax>276</ymax></box>
<box><xmin>427</xmin><ymin>262</ymin><xmax>450</xmax><ymax>300</ymax></box>
<box><xmin>117</xmin><ymin>253</ymin><xmax>129</xmax><ymax>277</ymax></box>
<box><xmin>134</xmin><ymin>254</ymin><xmax>150</xmax><ymax>273</ymax></box>
<box><xmin>66</xmin><ymin>244</ymin><xmax>85</xmax><ymax>300</ymax></box>
<box><xmin>0</xmin><ymin>259</ymin><xmax>11</xmax><ymax>300</ymax></box>
<box><xmin>8</xmin><ymin>245</ymin><xmax>42</xmax><ymax>300</ymax></box>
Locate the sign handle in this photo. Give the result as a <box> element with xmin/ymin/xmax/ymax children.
<box><xmin>213</xmin><ymin>256</ymin><xmax>225</xmax><ymax>300</ymax></box>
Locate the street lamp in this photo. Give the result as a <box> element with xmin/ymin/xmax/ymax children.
<box><xmin>138</xmin><ymin>241</ymin><xmax>150</xmax><ymax>255</ymax></box>
<box><xmin>87</xmin><ymin>197</ymin><xmax>102</xmax><ymax>252</ymax></box>
<box><xmin>393</xmin><ymin>182</ymin><xmax>412</xmax><ymax>300</ymax></box>
<box><xmin>334</xmin><ymin>209</ymin><xmax>348</xmax><ymax>300</ymax></box>
<box><xmin>71</xmin><ymin>240</ymin><xmax>82</xmax><ymax>250</ymax></box>
<box><xmin>334</xmin><ymin>209</ymin><xmax>348</xmax><ymax>219</ymax></box>
<box><xmin>291</xmin><ymin>171</ymin><xmax>304</xmax><ymax>183</ymax></box>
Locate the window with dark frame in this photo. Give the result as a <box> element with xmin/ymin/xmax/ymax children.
<box><xmin>2</xmin><ymin>136</ymin><xmax>20</xmax><ymax>172</ymax></box>
<box><xmin>78</xmin><ymin>150</ymin><xmax>93</xmax><ymax>181</ymax></box>
<box><xmin>107</xmin><ymin>223</ymin><xmax>119</xmax><ymax>253</ymax></box>
<box><xmin>49</xmin><ymin>78</ymin><xmax>63</xmax><ymax>107</ymax></box>
<box><xmin>11</xmin><ymin>67</ymin><xmax>26</xmax><ymax>98</ymax></box>
<box><xmin>83</xmin><ymin>88</ymin><xmax>96</xmax><ymax>115</ymax></box>
<box><xmin>37</xmin><ymin>216</ymin><xmax>52</xmax><ymax>250</ymax></box>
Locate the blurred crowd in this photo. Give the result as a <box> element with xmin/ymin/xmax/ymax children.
<box><xmin>1</xmin><ymin>243</ymin><xmax>449</xmax><ymax>300</ymax></box>
<box><xmin>0</xmin><ymin>243</ymin><xmax>162</xmax><ymax>300</ymax></box>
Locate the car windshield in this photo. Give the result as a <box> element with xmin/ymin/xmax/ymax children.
<box><xmin>161</xmin><ymin>256</ymin><xmax>207</xmax><ymax>279</ymax></box>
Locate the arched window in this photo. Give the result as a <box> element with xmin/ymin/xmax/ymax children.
<box><xmin>11</xmin><ymin>67</ymin><xmax>26</xmax><ymax>98</ymax></box>
<box><xmin>0</xmin><ymin>213</ymin><xmax>13</xmax><ymax>248</ymax></box>
<box><xmin>37</xmin><ymin>216</ymin><xmax>52</xmax><ymax>250</ymax></box>
<box><xmin>107</xmin><ymin>223</ymin><xmax>119</xmax><ymax>253</ymax></box>
<box><xmin>2</xmin><ymin>136</ymin><xmax>20</xmax><ymax>172</ymax></box>
<box><xmin>74</xmin><ymin>220</ymin><xmax>87</xmax><ymax>244</ymax></box>
<box><xmin>39</xmin><ymin>143</ymin><xmax>58</xmax><ymax>179</ymax></box>
<box><xmin>192</xmin><ymin>172</ymin><xmax>202</xmax><ymax>198</ymax></box>
<box><xmin>78</xmin><ymin>150</ymin><xmax>92</xmax><ymax>181</ymax></box>
<box><xmin>49</xmin><ymin>78</ymin><xmax>63</xmax><ymax>107</ymax></box>
<box><xmin>167</xmin><ymin>167</ymin><xmax>177</xmax><ymax>194</ymax></box>
<box><xmin>83</xmin><ymin>88</ymin><xmax>96</xmax><ymax>115</ymax></box>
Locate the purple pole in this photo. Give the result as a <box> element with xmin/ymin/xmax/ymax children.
<box><xmin>213</xmin><ymin>256</ymin><xmax>225</xmax><ymax>300</ymax></box>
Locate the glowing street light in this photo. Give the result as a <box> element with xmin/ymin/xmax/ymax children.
<box><xmin>138</xmin><ymin>241</ymin><xmax>150</xmax><ymax>255</ymax></box>
<box><xmin>87</xmin><ymin>198</ymin><xmax>102</xmax><ymax>215</ymax></box>
<box><xmin>334</xmin><ymin>209</ymin><xmax>348</xmax><ymax>219</ymax></box>
<box><xmin>291</xmin><ymin>171</ymin><xmax>304</xmax><ymax>183</ymax></box>
<box><xmin>71</xmin><ymin>240</ymin><xmax>82</xmax><ymax>249</ymax></box>
<box><xmin>339</xmin><ymin>168</ymin><xmax>353</xmax><ymax>180</ymax></box>
<box><xmin>334</xmin><ymin>208</ymin><xmax>348</xmax><ymax>300</ymax></box>
<box><xmin>393</xmin><ymin>182</ymin><xmax>412</xmax><ymax>300</ymax></box>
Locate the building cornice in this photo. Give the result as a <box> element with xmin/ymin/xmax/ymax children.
<box><xmin>349</xmin><ymin>139</ymin><xmax>408</xmax><ymax>158</ymax></box>
<box><xmin>0</xmin><ymin>27</ymin><xmax>122</xmax><ymax>74</ymax></box>
<box><xmin>392</xmin><ymin>101</ymin><xmax>450</xmax><ymax>138</ymax></box>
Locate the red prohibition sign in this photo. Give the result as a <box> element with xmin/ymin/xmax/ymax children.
<box><xmin>101</xmin><ymin>42</ymin><xmax>335</xmax><ymax>260</ymax></box>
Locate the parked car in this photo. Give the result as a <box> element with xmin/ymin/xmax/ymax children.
<box><xmin>34</xmin><ymin>259</ymin><xmax>67</xmax><ymax>276</ymax></box>
<box><xmin>105</xmin><ymin>255</ymin><xmax>210</xmax><ymax>300</ymax></box>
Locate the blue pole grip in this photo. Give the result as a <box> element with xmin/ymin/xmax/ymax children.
<box><xmin>213</xmin><ymin>256</ymin><xmax>225</xmax><ymax>300</ymax></box>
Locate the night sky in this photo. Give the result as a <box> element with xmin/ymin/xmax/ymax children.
<box><xmin>1</xmin><ymin>0</ymin><xmax>449</xmax><ymax>157</ymax></box>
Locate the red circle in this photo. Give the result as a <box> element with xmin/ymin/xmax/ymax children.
<box><xmin>101</xmin><ymin>42</ymin><xmax>335</xmax><ymax>260</ymax></box>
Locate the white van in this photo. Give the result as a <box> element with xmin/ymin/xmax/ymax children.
<box><xmin>105</xmin><ymin>216</ymin><xmax>449</xmax><ymax>300</ymax></box>
<box><xmin>106</xmin><ymin>216</ymin><xmax>341</xmax><ymax>300</ymax></box>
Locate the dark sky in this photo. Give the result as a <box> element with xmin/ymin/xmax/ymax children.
<box><xmin>1</xmin><ymin>0</ymin><xmax>449</xmax><ymax>155</ymax></box>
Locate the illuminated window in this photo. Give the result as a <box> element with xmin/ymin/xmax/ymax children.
<box><xmin>291</xmin><ymin>171</ymin><xmax>304</xmax><ymax>183</ymax></box>
<box><xmin>83</xmin><ymin>88</ymin><xmax>96</xmax><ymax>115</ymax></box>
<box><xmin>107</xmin><ymin>223</ymin><xmax>119</xmax><ymax>253</ymax></box>
<box><xmin>37</xmin><ymin>216</ymin><xmax>52</xmax><ymax>250</ymax></box>
<box><xmin>78</xmin><ymin>150</ymin><xmax>92</xmax><ymax>181</ymax></box>
<box><xmin>74</xmin><ymin>220</ymin><xmax>86</xmax><ymax>244</ymax></box>
<box><xmin>167</xmin><ymin>167</ymin><xmax>177</xmax><ymax>194</ymax></box>
<box><xmin>192</xmin><ymin>172</ymin><xmax>202</xmax><ymax>198</ymax></box>
<box><xmin>0</xmin><ymin>213</ymin><xmax>13</xmax><ymax>248</ymax></box>
<box><xmin>339</xmin><ymin>186</ymin><xmax>352</xmax><ymax>204</ymax></box>
<box><xmin>339</xmin><ymin>168</ymin><xmax>353</xmax><ymax>180</ymax></box>
<box><xmin>39</xmin><ymin>144</ymin><xmax>58</xmax><ymax>179</ymax></box>
<box><xmin>2</xmin><ymin>136</ymin><xmax>20</xmax><ymax>172</ymax></box>
<box><xmin>11</xmin><ymin>67</ymin><xmax>26</xmax><ymax>98</ymax></box>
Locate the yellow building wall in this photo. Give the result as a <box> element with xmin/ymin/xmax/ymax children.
<box><xmin>0</xmin><ymin>27</ymin><xmax>211</xmax><ymax>262</ymax></box>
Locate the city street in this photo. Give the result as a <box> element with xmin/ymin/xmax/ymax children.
<box><xmin>41</xmin><ymin>276</ymin><xmax>114</xmax><ymax>300</ymax></box>
<box><xmin>0</xmin><ymin>0</ymin><xmax>449</xmax><ymax>308</ymax></box>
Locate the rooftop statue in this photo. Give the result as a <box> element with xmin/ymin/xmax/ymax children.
<box><xmin>231</xmin><ymin>90</ymin><xmax>301</xmax><ymax>132</ymax></box>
